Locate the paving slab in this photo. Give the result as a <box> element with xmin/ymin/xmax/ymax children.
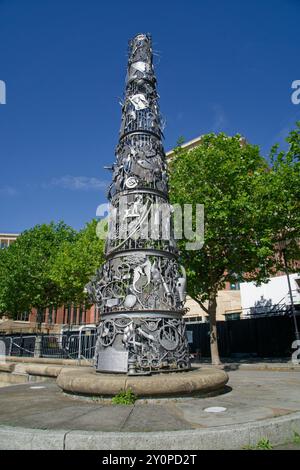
<box><xmin>0</xmin><ymin>369</ymin><xmax>300</xmax><ymax>449</ymax></box>
<box><xmin>121</xmin><ymin>402</ymin><xmax>192</xmax><ymax>432</ymax></box>
<box><xmin>275</xmin><ymin>442</ymin><xmax>300</xmax><ymax>450</ymax></box>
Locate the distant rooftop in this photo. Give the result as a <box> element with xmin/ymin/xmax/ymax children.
<box><xmin>0</xmin><ymin>233</ymin><xmax>19</xmax><ymax>238</ymax></box>
<box><xmin>166</xmin><ymin>136</ymin><xmax>203</xmax><ymax>157</ymax></box>
<box><xmin>166</xmin><ymin>134</ymin><xmax>247</xmax><ymax>157</ymax></box>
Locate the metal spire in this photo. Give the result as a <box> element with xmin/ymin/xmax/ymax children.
<box><xmin>87</xmin><ymin>34</ymin><xmax>190</xmax><ymax>374</ymax></box>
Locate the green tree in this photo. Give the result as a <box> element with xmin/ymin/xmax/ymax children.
<box><xmin>263</xmin><ymin>122</ymin><xmax>300</xmax><ymax>266</ymax></box>
<box><xmin>169</xmin><ymin>131</ymin><xmax>299</xmax><ymax>365</ymax></box>
<box><xmin>0</xmin><ymin>222</ymin><xmax>76</xmax><ymax>319</ymax></box>
<box><xmin>49</xmin><ymin>219</ymin><xmax>105</xmax><ymax>306</ymax></box>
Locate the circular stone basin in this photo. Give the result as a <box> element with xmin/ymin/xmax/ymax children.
<box><xmin>56</xmin><ymin>366</ymin><xmax>228</xmax><ymax>397</ymax></box>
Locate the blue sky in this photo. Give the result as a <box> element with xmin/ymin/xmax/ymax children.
<box><xmin>0</xmin><ymin>0</ymin><xmax>299</xmax><ymax>233</ymax></box>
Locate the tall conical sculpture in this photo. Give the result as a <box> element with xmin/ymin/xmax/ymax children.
<box><xmin>87</xmin><ymin>34</ymin><xmax>190</xmax><ymax>374</ymax></box>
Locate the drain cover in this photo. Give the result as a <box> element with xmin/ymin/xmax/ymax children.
<box><xmin>30</xmin><ymin>386</ymin><xmax>46</xmax><ymax>390</ymax></box>
<box><xmin>204</xmin><ymin>406</ymin><xmax>227</xmax><ymax>413</ymax></box>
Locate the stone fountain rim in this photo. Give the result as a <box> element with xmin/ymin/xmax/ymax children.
<box><xmin>56</xmin><ymin>365</ymin><xmax>229</xmax><ymax>397</ymax></box>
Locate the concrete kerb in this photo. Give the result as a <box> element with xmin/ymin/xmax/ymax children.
<box><xmin>1</xmin><ymin>412</ymin><xmax>300</xmax><ymax>450</ymax></box>
<box><xmin>5</xmin><ymin>356</ymin><xmax>92</xmax><ymax>367</ymax></box>
<box><xmin>63</xmin><ymin>412</ymin><xmax>300</xmax><ymax>450</ymax></box>
<box><xmin>0</xmin><ymin>426</ymin><xmax>66</xmax><ymax>450</ymax></box>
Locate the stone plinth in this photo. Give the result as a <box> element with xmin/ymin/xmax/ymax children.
<box><xmin>56</xmin><ymin>366</ymin><xmax>228</xmax><ymax>397</ymax></box>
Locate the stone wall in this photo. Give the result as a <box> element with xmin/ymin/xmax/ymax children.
<box><xmin>184</xmin><ymin>290</ymin><xmax>242</xmax><ymax>322</ymax></box>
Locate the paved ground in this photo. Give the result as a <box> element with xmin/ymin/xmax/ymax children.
<box><xmin>275</xmin><ymin>443</ymin><xmax>300</xmax><ymax>450</ymax></box>
<box><xmin>193</xmin><ymin>358</ymin><xmax>300</xmax><ymax>372</ymax></box>
<box><xmin>0</xmin><ymin>369</ymin><xmax>300</xmax><ymax>434</ymax></box>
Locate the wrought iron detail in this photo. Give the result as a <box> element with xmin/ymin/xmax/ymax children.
<box><xmin>87</xmin><ymin>253</ymin><xmax>187</xmax><ymax>314</ymax></box>
<box><xmin>86</xmin><ymin>33</ymin><xmax>190</xmax><ymax>373</ymax></box>
<box><xmin>94</xmin><ymin>316</ymin><xmax>190</xmax><ymax>373</ymax></box>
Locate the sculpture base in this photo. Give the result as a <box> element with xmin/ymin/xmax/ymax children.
<box><xmin>56</xmin><ymin>366</ymin><xmax>229</xmax><ymax>397</ymax></box>
<box><xmin>94</xmin><ymin>314</ymin><xmax>191</xmax><ymax>374</ymax></box>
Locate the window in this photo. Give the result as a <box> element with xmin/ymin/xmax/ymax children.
<box><xmin>37</xmin><ymin>309</ymin><xmax>46</xmax><ymax>323</ymax></box>
<box><xmin>64</xmin><ymin>305</ymin><xmax>71</xmax><ymax>324</ymax></box>
<box><xmin>48</xmin><ymin>306</ymin><xmax>57</xmax><ymax>324</ymax></box>
<box><xmin>230</xmin><ymin>281</ymin><xmax>240</xmax><ymax>290</ymax></box>
<box><xmin>0</xmin><ymin>239</ymin><xmax>8</xmax><ymax>249</ymax></box>
<box><xmin>73</xmin><ymin>306</ymin><xmax>78</xmax><ymax>324</ymax></box>
<box><xmin>79</xmin><ymin>306</ymin><xmax>86</xmax><ymax>324</ymax></box>
<box><xmin>226</xmin><ymin>312</ymin><xmax>241</xmax><ymax>321</ymax></box>
<box><xmin>17</xmin><ymin>311</ymin><xmax>29</xmax><ymax>321</ymax></box>
<box><xmin>184</xmin><ymin>316</ymin><xmax>204</xmax><ymax>323</ymax></box>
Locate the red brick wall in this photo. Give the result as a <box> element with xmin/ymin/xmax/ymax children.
<box><xmin>29</xmin><ymin>304</ymin><xmax>99</xmax><ymax>326</ymax></box>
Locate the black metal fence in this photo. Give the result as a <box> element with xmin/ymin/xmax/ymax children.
<box><xmin>2</xmin><ymin>315</ymin><xmax>300</xmax><ymax>361</ymax></box>
<box><xmin>0</xmin><ymin>331</ymin><xmax>97</xmax><ymax>361</ymax></box>
<box><xmin>0</xmin><ymin>334</ymin><xmax>36</xmax><ymax>357</ymax></box>
<box><xmin>40</xmin><ymin>333</ymin><xmax>97</xmax><ymax>359</ymax></box>
<box><xmin>186</xmin><ymin>314</ymin><xmax>300</xmax><ymax>358</ymax></box>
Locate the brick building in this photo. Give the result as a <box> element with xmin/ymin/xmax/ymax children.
<box><xmin>28</xmin><ymin>304</ymin><xmax>99</xmax><ymax>329</ymax></box>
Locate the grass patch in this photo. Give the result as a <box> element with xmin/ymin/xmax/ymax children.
<box><xmin>243</xmin><ymin>438</ymin><xmax>273</xmax><ymax>450</ymax></box>
<box><xmin>255</xmin><ymin>438</ymin><xmax>273</xmax><ymax>450</ymax></box>
<box><xmin>112</xmin><ymin>388</ymin><xmax>137</xmax><ymax>405</ymax></box>
<box><xmin>292</xmin><ymin>431</ymin><xmax>300</xmax><ymax>444</ymax></box>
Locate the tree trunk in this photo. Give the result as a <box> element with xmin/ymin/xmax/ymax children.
<box><xmin>208</xmin><ymin>294</ymin><xmax>221</xmax><ymax>365</ymax></box>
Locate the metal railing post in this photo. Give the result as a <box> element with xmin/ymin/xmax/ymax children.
<box><xmin>282</xmin><ymin>249</ymin><xmax>300</xmax><ymax>342</ymax></box>
<box><xmin>78</xmin><ymin>328</ymin><xmax>82</xmax><ymax>365</ymax></box>
<box><xmin>8</xmin><ymin>337</ymin><xmax>12</xmax><ymax>356</ymax></box>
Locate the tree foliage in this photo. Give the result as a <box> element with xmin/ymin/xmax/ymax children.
<box><xmin>169</xmin><ymin>127</ymin><xmax>300</xmax><ymax>363</ymax></box>
<box><xmin>49</xmin><ymin>219</ymin><xmax>105</xmax><ymax>305</ymax></box>
<box><xmin>263</xmin><ymin>122</ymin><xmax>300</xmax><ymax>267</ymax></box>
<box><xmin>0</xmin><ymin>222</ymin><xmax>76</xmax><ymax>317</ymax></box>
<box><xmin>170</xmin><ymin>133</ymin><xmax>272</xmax><ymax>298</ymax></box>
<box><xmin>0</xmin><ymin>220</ymin><xmax>105</xmax><ymax>318</ymax></box>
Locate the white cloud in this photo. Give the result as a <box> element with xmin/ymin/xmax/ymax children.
<box><xmin>212</xmin><ymin>104</ymin><xmax>227</xmax><ymax>132</ymax></box>
<box><xmin>0</xmin><ymin>185</ymin><xmax>17</xmax><ymax>196</ymax></box>
<box><xmin>49</xmin><ymin>175</ymin><xmax>108</xmax><ymax>191</ymax></box>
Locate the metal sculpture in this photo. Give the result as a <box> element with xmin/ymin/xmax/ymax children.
<box><xmin>87</xmin><ymin>34</ymin><xmax>190</xmax><ymax>374</ymax></box>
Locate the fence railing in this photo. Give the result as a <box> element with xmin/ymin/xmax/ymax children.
<box><xmin>0</xmin><ymin>331</ymin><xmax>97</xmax><ymax>362</ymax></box>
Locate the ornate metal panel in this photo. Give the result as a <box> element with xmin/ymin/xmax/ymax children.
<box><xmin>86</xmin><ymin>34</ymin><xmax>190</xmax><ymax>374</ymax></box>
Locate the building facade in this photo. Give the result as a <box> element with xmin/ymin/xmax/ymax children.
<box><xmin>240</xmin><ymin>273</ymin><xmax>300</xmax><ymax>316</ymax></box>
<box><xmin>28</xmin><ymin>304</ymin><xmax>100</xmax><ymax>329</ymax></box>
<box><xmin>0</xmin><ymin>233</ymin><xmax>19</xmax><ymax>249</ymax></box>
